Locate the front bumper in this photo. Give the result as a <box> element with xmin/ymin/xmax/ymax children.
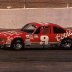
<box><xmin>0</xmin><ymin>44</ymin><xmax>11</xmax><ymax>48</ymax></box>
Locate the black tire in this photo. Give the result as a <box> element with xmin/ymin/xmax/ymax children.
<box><xmin>60</xmin><ymin>38</ymin><xmax>72</xmax><ymax>49</ymax></box>
<box><xmin>11</xmin><ymin>39</ymin><xmax>24</xmax><ymax>50</ymax></box>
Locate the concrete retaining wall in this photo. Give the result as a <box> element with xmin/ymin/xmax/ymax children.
<box><xmin>0</xmin><ymin>8</ymin><xmax>72</xmax><ymax>29</ymax></box>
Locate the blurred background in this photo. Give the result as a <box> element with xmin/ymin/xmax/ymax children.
<box><xmin>0</xmin><ymin>0</ymin><xmax>72</xmax><ymax>29</ymax></box>
<box><xmin>0</xmin><ymin>0</ymin><xmax>71</xmax><ymax>8</ymax></box>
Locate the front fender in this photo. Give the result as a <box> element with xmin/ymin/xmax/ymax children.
<box><xmin>6</xmin><ymin>36</ymin><xmax>22</xmax><ymax>45</ymax></box>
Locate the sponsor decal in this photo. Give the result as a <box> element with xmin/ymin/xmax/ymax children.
<box><xmin>26</xmin><ymin>35</ymin><xmax>30</xmax><ymax>39</ymax></box>
<box><xmin>56</xmin><ymin>30</ymin><xmax>72</xmax><ymax>41</ymax></box>
<box><xmin>26</xmin><ymin>35</ymin><xmax>33</xmax><ymax>39</ymax></box>
<box><xmin>25</xmin><ymin>39</ymin><xmax>31</xmax><ymax>45</ymax></box>
<box><xmin>25</xmin><ymin>35</ymin><xmax>31</xmax><ymax>45</ymax></box>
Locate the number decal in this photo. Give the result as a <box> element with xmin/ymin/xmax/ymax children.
<box><xmin>40</xmin><ymin>35</ymin><xmax>49</xmax><ymax>45</ymax></box>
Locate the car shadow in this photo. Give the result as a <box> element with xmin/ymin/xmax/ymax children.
<box><xmin>1</xmin><ymin>47</ymin><xmax>72</xmax><ymax>51</ymax></box>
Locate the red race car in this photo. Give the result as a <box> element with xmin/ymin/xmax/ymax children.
<box><xmin>0</xmin><ymin>22</ymin><xmax>72</xmax><ymax>50</ymax></box>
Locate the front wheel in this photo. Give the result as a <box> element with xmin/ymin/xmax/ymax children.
<box><xmin>60</xmin><ymin>38</ymin><xmax>72</xmax><ymax>49</ymax></box>
<box><xmin>11</xmin><ymin>39</ymin><xmax>24</xmax><ymax>50</ymax></box>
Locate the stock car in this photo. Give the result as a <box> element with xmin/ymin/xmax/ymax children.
<box><xmin>0</xmin><ymin>22</ymin><xmax>72</xmax><ymax>50</ymax></box>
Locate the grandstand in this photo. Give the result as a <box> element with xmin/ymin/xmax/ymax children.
<box><xmin>0</xmin><ymin>0</ymin><xmax>71</xmax><ymax>9</ymax></box>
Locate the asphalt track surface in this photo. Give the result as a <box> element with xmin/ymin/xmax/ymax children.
<box><xmin>0</xmin><ymin>48</ymin><xmax>72</xmax><ymax>72</ymax></box>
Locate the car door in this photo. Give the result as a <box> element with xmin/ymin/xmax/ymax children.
<box><xmin>30</xmin><ymin>27</ymin><xmax>41</xmax><ymax>45</ymax></box>
<box><xmin>31</xmin><ymin>26</ymin><xmax>52</xmax><ymax>45</ymax></box>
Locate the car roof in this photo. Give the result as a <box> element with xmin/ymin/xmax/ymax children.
<box><xmin>29</xmin><ymin>22</ymin><xmax>42</xmax><ymax>27</ymax></box>
<box><xmin>41</xmin><ymin>23</ymin><xmax>61</xmax><ymax>27</ymax></box>
<box><xmin>29</xmin><ymin>22</ymin><xmax>63</xmax><ymax>28</ymax></box>
<box><xmin>48</xmin><ymin>23</ymin><xmax>61</xmax><ymax>27</ymax></box>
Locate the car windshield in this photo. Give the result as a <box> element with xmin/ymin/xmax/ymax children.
<box><xmin>21</xmin><ymin>24</ymin><xmax>36</xmax><ymax>34</ymax></box>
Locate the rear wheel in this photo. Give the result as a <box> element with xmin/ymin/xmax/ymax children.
<box><xmin>11</xmin><ymin>39</ymin><xmax>24</xmax><ymax>50</ymax></box>
<box><xmin>60</xmin><ymin>38</ymin><xmax>72</xmax><ymax>49</ymax></box>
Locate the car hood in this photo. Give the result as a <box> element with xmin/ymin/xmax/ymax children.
<box><xmin>0</xmin><ymin>29</ymin><xmax>25</xmax><ymax>37</ymax></box>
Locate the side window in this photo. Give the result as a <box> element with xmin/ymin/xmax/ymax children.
<box><xmin>21</xmin><ymin>24</ymin><xmax>36</xmax><ymax>34</ymax></box>
<box><xmin>53</xmin><ymin>26</ymin><xmax>66</xmax><ymax>34</ymax></box>
<box><xmin>34</xmin><ymin>27</ymin><xmax>41</xmax><ymax>34</ymax></box>
<box><xmin>42</xmin><ymin>26</ymin><xmax>51</xmax><ymax>34</ymax></box>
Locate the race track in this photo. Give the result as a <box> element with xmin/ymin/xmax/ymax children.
<box><xmin>0</xmin><ymin>48</ymin><xmax>72</xmax><ymax>72</ymax></box>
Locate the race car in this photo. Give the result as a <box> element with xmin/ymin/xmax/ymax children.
<box><xmin>0</xmin><ymin>22</ymin><xmax>72</xmax><ymax>50</ymax></box>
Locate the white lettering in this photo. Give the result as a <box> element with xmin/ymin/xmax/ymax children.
<box><xmin>56</xmin><ymin>30</ymin><xmax>72</xmax><ymax>41</ymax></box>
<box><xmin>56</xmin><ymin>34</ymin><xmax>61</xmax><ymax>41</ymax></box>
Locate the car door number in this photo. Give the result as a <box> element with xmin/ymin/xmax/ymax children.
<box><xmin>40</xmin><ymin>35</ymin><xmax>49</xmax><ymax>45</ymax></box>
